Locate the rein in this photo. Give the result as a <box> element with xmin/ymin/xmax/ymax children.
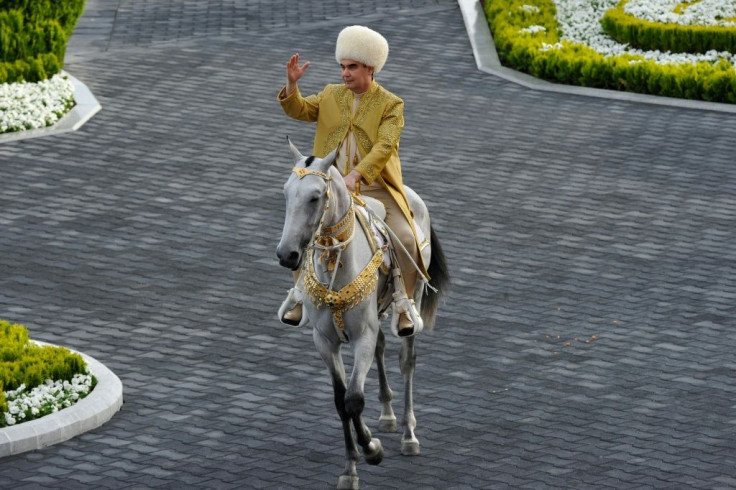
<box><xmin>292</xmin><ymin>166</ymin><xmax>383</xmax><ymax>332</ymax></box>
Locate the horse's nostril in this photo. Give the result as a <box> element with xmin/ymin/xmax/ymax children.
<box><xmin>277</xmin><ymin>248</ymin><xmax>301</xmax><ymax>269</ymax></box>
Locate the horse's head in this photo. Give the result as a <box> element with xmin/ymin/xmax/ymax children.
<box><xmin>276</xmin><ymin>138</ymin><xmax>337</xmax><ymax>270</ymax></box>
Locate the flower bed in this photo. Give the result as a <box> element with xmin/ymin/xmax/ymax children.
<box><xmin>0</xmin><ymin>0</ymin><xmax>84</xmax><ymax>135</ymax></box>
<box><xmin>0</xmin><ymin>73</ymin><xmax>75</xmax><ymax>134</ymax></box>
<box><xmin>602</xmin><ymin>0</ymin><xmax>736</xmax><ymax>54</ymax></box>
<box><xmin>624</xmin><ymin>0</ymin><xmax>736</xmax><ymax>27</ymax></box>
<box><xmin>484</xmin><ymin>0</ymin><xmax>736</xmax><ymax>103</ymax></box>
<box><xmin>3</xmin><ymin>374</ymin><xmax>96</xmax><ymax>427</ymax></box>
<box><xmin>0</xmin><ymin>320</ymin><xmax>96</xmax><ymax>428</ymax></box>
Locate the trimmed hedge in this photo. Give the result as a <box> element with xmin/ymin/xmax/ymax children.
<box><xmin>0</xmin><ymin>320</ymin><xmax>87</xmax><ymax>395</ymax></box>
<box><xmin>0</xmin><ymin>0</ymin><xmax>87</xmax><ymax>37</ymax></box>
<box><xmin>0</xmin><ymin>0</ymin><xmax>85</xmax><ymax>83</ymax></box>
<box><xmin>602</xmin><ymin>1</ymin><xmax>736</xmax><ymax>54</ymax></box>
<box><xmin>485</xmin><ymin>0</ymin><xmax>736</xmax><ymax>103</ymax></box>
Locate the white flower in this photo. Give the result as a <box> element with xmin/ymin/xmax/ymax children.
<box><xmin>520</xmin><ymin>25</ymin><xmax>547</xmax><ymax>33</ymax></box>
<box><xmin>551</xmin><ymin>0</ymin><xmax>736</xmax><ymax>66</ymax></box>
<box><xmin>0</xmin><ymin>74</ymin><xmax>75</xmax><ymax>134</ymax></box>
<box><xmin>520</xmin><ymin>4</ymin><xmax>541</xmax><ymax>13</ymax></box>
<box><xmin>2</xmin><ymin>371</ymin><xmax>94</xmax><ymax>427</ymax></box>
<box><xmin>540</xmin><ymin>42</ymin><xmax>564</xmax><ymax>51</ymax></box>
<box><xmin>624</xmin><ymin>0</ymin><xmax>736</xmax><ymax>27</ymax></box>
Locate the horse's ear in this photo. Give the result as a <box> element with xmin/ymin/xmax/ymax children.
<box><xmin>287</xmin><ymin>136</ymin><xmax>304</xmax><ymax>164</ymax></box>
<box><xmin>319</xmin><ymin>147</ymin><xmax>338</xmax><ymax>170</ymax></box>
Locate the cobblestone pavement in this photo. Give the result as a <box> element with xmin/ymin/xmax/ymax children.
<box><xmin>2</xmin><ymin>1</ymin><xmax>736</xmax><ymax>489</ymax></box>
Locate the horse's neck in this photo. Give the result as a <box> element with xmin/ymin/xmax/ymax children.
<box><xmin>322</xmin><ymin>167</ymin><xmax>351</xmax><ymax>229</ymax></box>
<box><xmin>313</xmin><ymin>168</ymin><xmax>371</xmax><ymax>284</ymax></box>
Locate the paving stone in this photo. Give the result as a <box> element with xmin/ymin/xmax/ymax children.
<box><xmin>1</xmin><ymin>0</ymin><xmax>736</xmax><ymax>488</ymax></box>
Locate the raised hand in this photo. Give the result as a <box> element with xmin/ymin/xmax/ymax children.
<box><xmin>285</xmin><ymin>53</ymin><xmax>310</xmax><ymax>96</ymax></box>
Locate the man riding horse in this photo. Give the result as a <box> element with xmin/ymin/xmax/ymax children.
<box><xmin>277</xmin><ymin>25</ymin><xmax>427</xmax><ymax>336</ymax></box>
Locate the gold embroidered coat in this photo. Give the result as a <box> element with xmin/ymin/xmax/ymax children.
<box><xmin>278</xmin><ymin>80</ymin><xmax>426</xmax><ymax>274</ymax></box>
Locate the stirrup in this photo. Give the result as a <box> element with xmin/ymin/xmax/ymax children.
<box><xmin>390</xmin><ymin>292</ymin><xmax>423</xmax><ymax>338</ymax></box>
<box><xmin>278</xmin><ymin>288</ymin><xmax>307</xmax><ymax>326</ymax></box>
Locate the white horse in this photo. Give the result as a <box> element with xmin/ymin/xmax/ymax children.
<box><xmin>276</xmin><ymin>140</ymin><xmax>449</xmax><ymax>490</ymax></box>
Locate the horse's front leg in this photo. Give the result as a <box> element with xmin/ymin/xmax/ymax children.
<box><xmin>346</xmin><ymin>322</ymin><xmax>384</xmax><ymax>466</ymax></box>
<box><xmin>375</xmin><ymin>328</ymin><xmax>397</xmax><ymax>432</ymax></box>
<box><xmin>400</xmin><ymin>336</ymin><xmax>420</xmax><ymax>455</ymax></box>
<box><xmin>313</xmin><ymin>328</ymin><xmax>360</xmax><ymax>489</ymax></box>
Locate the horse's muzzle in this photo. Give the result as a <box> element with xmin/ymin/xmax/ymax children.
<box><xmin>276</xmin><ymin>246</ymin><xmax>302</xmax><ymax>271</ymax></box>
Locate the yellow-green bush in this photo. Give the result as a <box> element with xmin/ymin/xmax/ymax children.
<box><xmin>0</xmin><ymin>382</ymin><xmax>6</xmax><ymax>415</ymax></box>
<box><xmin>602</xmin><ymin>1</ymin><xmax>736</xmax><ymax>54</ymax></box>
<box><xmin>0</xmin><ymin>320</ymin><xmax>87</xmax><ymax>393</ymax></box>
<box><xmin>485</xmin><ymin>0</ymin><xmax>736</xmax><ymax>103</ymax></box>
<box><xmin>0</xmin><ymin>0</ymin><xmax>85</xmax><ymax>83</ymax></box>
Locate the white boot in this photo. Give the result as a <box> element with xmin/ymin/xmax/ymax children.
<box><xmin>277</xmin><ymin>287</ymin><xmax>307</xmax><ymax>326</ymax></box>
<box><xmin>390</xmin><ymin>291</ymin><xmax>423</xmax><ymax>338</ymax></box>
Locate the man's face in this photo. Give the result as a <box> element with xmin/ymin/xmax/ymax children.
<box><xmin>340</xmin><ymin>59</ymin><xmax>374</xmax><ymax>94</ymax></box>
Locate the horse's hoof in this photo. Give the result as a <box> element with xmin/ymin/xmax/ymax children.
<box><xmin>401</xmin><ymin>438</ymin><xmax>420</xmax><ymax>456</ymax></box>
<box><xmin>378</xmin><ymin>415</ymin><xmax>398</xmax><ymax>432</ymax></box>
<box><xmin>364</xmin><ymin>438</ymin><xmax>383</xmax><ymax>465</ymax></box>
<box><xmin>337</xmin><ymin>475</ymin><xmax>359</xmax><ymax>490</ymax></box>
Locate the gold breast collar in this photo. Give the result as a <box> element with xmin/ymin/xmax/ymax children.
<box><xmin>292</xmin><ymin>166</ymin><xmax>383</xmax><ymax>332</ymax></box>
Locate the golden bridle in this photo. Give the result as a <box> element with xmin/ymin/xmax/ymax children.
<box><xmin>292</xmin><ymin>166</ymin><xmax>383</xmax><ymax>331</ymax></box>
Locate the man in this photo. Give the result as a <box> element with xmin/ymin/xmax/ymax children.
<box><xmin>277</xmin><ymin>25</ymin><xmax>425</xmax><ymax>334</ymax></box>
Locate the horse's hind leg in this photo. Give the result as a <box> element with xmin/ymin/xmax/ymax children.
<box><xmin>313</xmin><ymin>330</ymin><xmax>360</xmax><ymax>489</ymax></box>
<box><xmin>400</xmin><ymin>336</ymin><xmax>420</xmax><ymax>456</ymax></box>
<box><xmin>375</xmin><ymin>329</ymin><xmax>397</xmax><ymax>432</ymax></box>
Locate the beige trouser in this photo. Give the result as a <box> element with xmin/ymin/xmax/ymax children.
<box><xmin>362</xmin><ymin>187</ymin><xmax>419</xmax><ymax>298</ymax></box>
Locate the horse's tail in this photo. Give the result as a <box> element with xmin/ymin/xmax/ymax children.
<box><xmin>421</xmin><ymin>225</ymin><xmax>450</xmax><ymax>331</ymax></box>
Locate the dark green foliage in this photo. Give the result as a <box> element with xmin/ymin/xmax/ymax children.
<box><xmin>0</xmin><ymin>0</ymin><xmax>85</xmax><ymax>83</ymax></box>
<box><xmin>484</xmin><ymin>0</ymin><xmax>736</xmax><ymax>103</ymax></box>
<box><xmin>602</xmin><ymin>2</ymin><xmax>736</xmax><ymax>55</ymax></box>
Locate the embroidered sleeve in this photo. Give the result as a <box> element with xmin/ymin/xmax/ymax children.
<box><xmin>278</xmin><ymin>85</ymin><xmax>321</xmax><ymax>122</ymax></box>
<box><xmin>355</xmin><ymin>97</ymin><xmax>403</xmax><ymax>185</ymax></box>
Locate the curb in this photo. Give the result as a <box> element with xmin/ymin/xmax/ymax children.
<box><xmin>0</xmin><ymin>343</ymin><xmax>123</xmax><ymax>458</ymax></box>
<box><xmin>457</xmin><ymin>0</ymin><xmax>736</xmax><ymax>114</ymax></box>
<box><xmin>0</xmin><ymin>70</ymin><xmax>102</xmax><ymax>144</ymax></box>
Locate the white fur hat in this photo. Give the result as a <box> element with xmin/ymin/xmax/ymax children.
<box><xmin>335</xmin><ymin>25</ymin><xmax>389</xmax><ymax>74</ymax></box>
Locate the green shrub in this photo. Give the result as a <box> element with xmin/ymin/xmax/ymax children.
<box><xmin>0</xmin><ymin>0</ymin><xmax>85</xmax><ymax>83</ymax></box>
<box><xmin>0</xmin><ymin>320</ymin><xmax>88</xmax><ymax>393</ymax></box>
<box><xmin>484</xmin><ymin>0</ymin><xmax>736</xmax><ymax>103</ymax></box>
<box><xmin>0</xmin><ymin>0</ymin><xmax>86</xmax><ymax>36</ymax></box>
<box><xmin>0</xmin><ymin>382</ymin><xmax>6</xmax><ymax>415</ymax></box>
<box><xmin>601</xmin><ymin>1</ymin><xmax>736</xmax><ymax>54</ymax></box>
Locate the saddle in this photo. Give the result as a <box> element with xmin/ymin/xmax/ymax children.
<box><xmin>278</xmin><ymin>193</ymin><xmax>426</xmax><ymax>339</ymax></box>
<box><xmin>353</xmin><ymin>195</ymin><xmax>391</xmax><ymax>273</ymax></box>
<box><xmin>352</xmin><ymin>195</ymin><xmax>425</xmax><ymax>337</ymax></box>
<box><xmin>354</xmin><ymin>194</ymin><xmax>427</xmax><ymax>274</ymax></box>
